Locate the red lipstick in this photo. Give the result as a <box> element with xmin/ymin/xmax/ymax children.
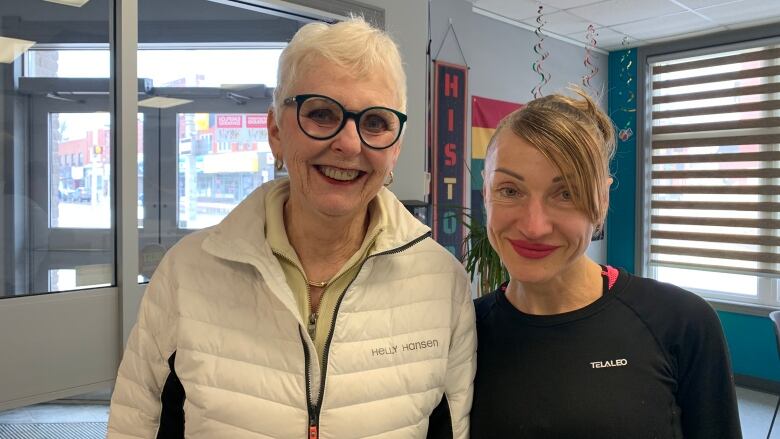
<box><xmin>508</xmin><ymin>239</ymin><xmax>559</xmax><ymax>259</ymax></box>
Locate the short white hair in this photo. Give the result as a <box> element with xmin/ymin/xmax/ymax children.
<box><xmin>272</xmin><ymin>16</ymin><xmax>407</xmax><ymax>116</ymax></box>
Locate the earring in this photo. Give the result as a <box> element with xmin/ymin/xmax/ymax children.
<box><xmin>591</xmin><ymin>224</ymin><xmax>604</xmax><ymax>241</ymax></box>
<box><xmin>275</xmin><ymin>158</ymin><xmax>284</xmax><ymax>171</ymax></box>
<box><xmin>384</xmin><ymin>171</ymin><xmax>394</xmax><ymax>187</ymax></box>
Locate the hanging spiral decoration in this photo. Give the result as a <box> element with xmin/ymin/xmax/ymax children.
<box><xmin>531</xmin><ymin>4</ymin><xmax>551</xmax><ymax>99</ymax></box>
<box><xmin>582</xmin><ymin>24</ymin><xmax>600</xmax><ymax>99</ymax></box>
<box><xmin>617</xmin><ymin>36</ymin><xmax>636</xmax><ymax>142</ymax></box>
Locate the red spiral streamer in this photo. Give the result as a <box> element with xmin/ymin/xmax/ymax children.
<box><xmin>582</xmin><ymin>24</ymin><xmax>600</xmax><ymax>99</ymax></box>
<box><xmin>531</xmin><ymin>4</ymin><xmax>551</xmax><ymax>99</ymax></box>
<box><xmin>617</xmin><ymin>36</ymin><xmax>635</xmax><ymax>142</ymax></box>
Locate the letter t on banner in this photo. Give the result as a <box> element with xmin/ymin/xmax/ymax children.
<box><xmin>432</xmin><ymin>61</ymin><xmax>467</xmax><ymax>259</ymax></box>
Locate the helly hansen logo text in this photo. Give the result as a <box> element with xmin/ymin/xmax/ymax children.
<box><xmin>590</xmin><ymin>359</ymin><xmax>628</xmax><ymax>369</ymax></box>
<box><xmin>371</xmin><ymin>339</ymin><xmax>440</xmax><ymax>356</ymax></box>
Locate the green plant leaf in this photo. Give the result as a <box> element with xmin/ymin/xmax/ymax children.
<box><xmin>459</xmin><ymin>210</ymin><xmax>508</xmax><ymax>296</ymax></box>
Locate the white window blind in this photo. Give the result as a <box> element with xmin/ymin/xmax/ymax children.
<box><xmin>647</xmin><ymin>42</ymin><xmax>780</xmax><ymax>302</ymax></box>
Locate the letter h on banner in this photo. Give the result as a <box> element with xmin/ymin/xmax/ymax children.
<box><xmin>445</xmin><ymin>73</ymin><xmax>459</xmax><ymax>98</ymax></box>
<box><xmin>432</xmin><ymin>61</ymin><xmax>467</xmax><ymax>259</ymax></box>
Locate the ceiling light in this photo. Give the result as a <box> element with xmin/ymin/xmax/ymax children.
<box><xmin>138</xmin><ymin>97</ymin><xmax>193</xmax><ymax>109</ymax></box>
<box><xmin>43</xmin><ymin>0</ymin><xmax>92</xmax><ymax>7</ymax></box>
<box><xmin>0</xmin><ymin>37</ymin><xmax>35</xmax><ymax>64</ymax></box>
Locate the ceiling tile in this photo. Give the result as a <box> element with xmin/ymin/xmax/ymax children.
<box><xmin>540</xmin><ymin>0</ymin><xmax>609</xmax><ymax>9</ymax></box>
<box><xmin>567</xmin><ymin>26</ymin><xmax>635</xmax><ymax>49</ymax></box>
<box><xmin>567</xmin><ymin>0</ymin><xmax>686</xmax><ymax>26</ymax></box>
<box><xmin>695</xmin><ymin>0</ymin><xmax>780</xmax><ymax>26</ymax></box>
<box><xmin>474</xmin><ymin>0</ymin><xmax>780</xmax><ymax>51</ymax></box>
<box><xmin>522</xmin><ymin>10</ymin><xmax>594</xmax><ymax>35</ymax></box>
<box><xmin>674</xmin><ymin>0</ymin><xmax>742</xmax><ymax>8</ymax></box>
<box><xmin>724</xmin><ymin>16</ymin><xmax>780</xmax><ymax>30</ymax></box>
<box><xmin>643</xmin><ymin>26</ymin><xmax>729</xmax><ymax>45</ymax></box>
<box><xmin>473</xmin><ymin>0</ymin><xmax>556</xmax><ymax>21</ymax></box>
<box><xmin>610</xmin><ymin>11</ymin><xmax>717</xmax><ymax>39</ymax></box>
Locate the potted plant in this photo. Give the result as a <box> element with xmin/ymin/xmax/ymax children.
<box><xmin>461</xmin><ymin>210</ymin><xmax>507</xmax><ymax>297</ymax></box>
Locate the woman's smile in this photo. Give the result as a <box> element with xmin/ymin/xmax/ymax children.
<box><xmin>316</xmin><ymin>165</ymin><xmax>366</xmax><ymax>183</ymax></box>
<box><xmin>508</xmin><ymin>239</ymin><xmax>560</xmax><ymax>259</ymax></box>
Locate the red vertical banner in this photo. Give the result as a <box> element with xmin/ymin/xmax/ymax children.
<box><xmin>432</xmin><ymin>61</ymin><xmax>468</xmax><ymax>259</ymax></box>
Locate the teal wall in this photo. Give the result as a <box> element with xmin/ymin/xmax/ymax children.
<box><xmin>719</xmin><ymin>311</ymin><xmax>780</xmax><ymax>382</ymax></box>
<box><xmin>606</xmin><ymin>49</ymin><xmax>637</xmax><ymax>274</ymax></box>
<box><xmin>606</xmin><ymin>49</ymin><xmax>780</xmax><ymax>385</ymax></box>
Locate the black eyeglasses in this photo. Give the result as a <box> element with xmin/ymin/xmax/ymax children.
<box><xmin>283</xmin><ymin>94</ymin><xmax>407</xmax><ymax>150</ymax></box>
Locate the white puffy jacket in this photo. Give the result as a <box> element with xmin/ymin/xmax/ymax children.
<box><xmin>107</xmin><ymin>178</ymin><xmax>477</xmax><ymax>439</ymax></box>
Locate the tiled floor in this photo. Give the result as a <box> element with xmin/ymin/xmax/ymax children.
<box><xmin>0</xmin><ymin>403</ymin><xmax>108</xmax><ymax>423</ymax></box>
<box><xmin>0</xmin><ymin>387</ymin><xmax>777</xmax><ymax>437</ymax></box>
<box><xmin>739</xmin><ymin>387</ymin><xmax>780</xmax><ymax>439</ymax></box>
<box><xmin>0</xmin><ymin>402</ymin><xmax>109</xmax><ymax>439</ymax></box>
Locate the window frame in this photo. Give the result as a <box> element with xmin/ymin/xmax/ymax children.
<box><xmin>637</xmin><ymin>30</ymin><xmax>780</xmax><ymax>311</ymax></box>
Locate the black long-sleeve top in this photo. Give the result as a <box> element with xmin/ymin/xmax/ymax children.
<box><xmin>470</xmin><ymin>268</ymin><xmax>742</xmax><ymax>439</ymax></box>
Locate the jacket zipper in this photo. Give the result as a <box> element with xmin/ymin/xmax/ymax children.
<box><xmin>303</xmin><ymin>231</ymin><xmax>431</xmax><ymax>438</ymax></box>
<box><xmin>299</xmin><ymin>327</ymin><xmax>318</xmax><ymax>438</ymax></box>
<box><xmin>273</xmin><ymin>250</ymin><xmax>327</xmax><ymax>341</ymax></box>
<box><xmin>308</xmin><ymin>312</ymin><xmax>318</xmax><ymax>340</ymax></box>
<box><xmin>278</xmin><ymin>247</ymin><xmax>318</xmax><ymax>438</ymax></box>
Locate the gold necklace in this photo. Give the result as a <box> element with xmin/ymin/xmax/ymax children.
<box><xmin>306</xmin><ymin>279</ymin><xmax>328</xmax><ymax>288</ymax></box>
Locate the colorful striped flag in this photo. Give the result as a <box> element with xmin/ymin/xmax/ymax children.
<box><xmin>470</xmin><ymin>96</ymin><xmax>523</xmax><ymax>224</ymax></box>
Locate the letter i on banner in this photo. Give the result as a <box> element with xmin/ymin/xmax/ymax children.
<box><xmin>432</xmin><ymin>61</ymin><xmax>468</xmax><ymax>259</ymax></box>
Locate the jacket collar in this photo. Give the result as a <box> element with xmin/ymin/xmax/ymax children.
<box><xmin>371</xmin><ymin>185</ymin><xmax>431</xmax><ymax>254</ymax></box>
<box><xmin>201</xmin><ymin>177</ymin><xmax>430</xmax><ymax>274</ymax></box>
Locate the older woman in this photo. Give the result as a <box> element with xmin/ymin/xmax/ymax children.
<box><xmin>469</xmin><ymin>91</ymin><xmax>741</xmax><ymax>438</ymax></box>
<box><xmin>108</xmin><ymin>18</ymin><xmax>476</xmax><ymax>439</ymax></box>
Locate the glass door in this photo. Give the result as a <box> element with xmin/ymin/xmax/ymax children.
<box><xmin>0</xmin><ymin>0</ymin><xmax>122</xmax><ymax>411</ymax></box>
<box><xmin>136</xmin><ymin>90</ymin><xmax>277</xmax><ymax>279</ymax></box>
<box><xmin>29</xmin><ymin>96</ymin><xmax>116</xmax><ymax>293</ymax></box>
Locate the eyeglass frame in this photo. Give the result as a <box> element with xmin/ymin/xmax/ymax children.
<box><xmin>282</xmin><ymin>93</ymin><xmax>408</xmax><ymax>150</ymax></box>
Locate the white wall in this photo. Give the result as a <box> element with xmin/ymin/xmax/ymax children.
<box><xmin>358</xmin><ymin>0</ymin><xmax>430</xmax><ymax>203</ymax></box>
